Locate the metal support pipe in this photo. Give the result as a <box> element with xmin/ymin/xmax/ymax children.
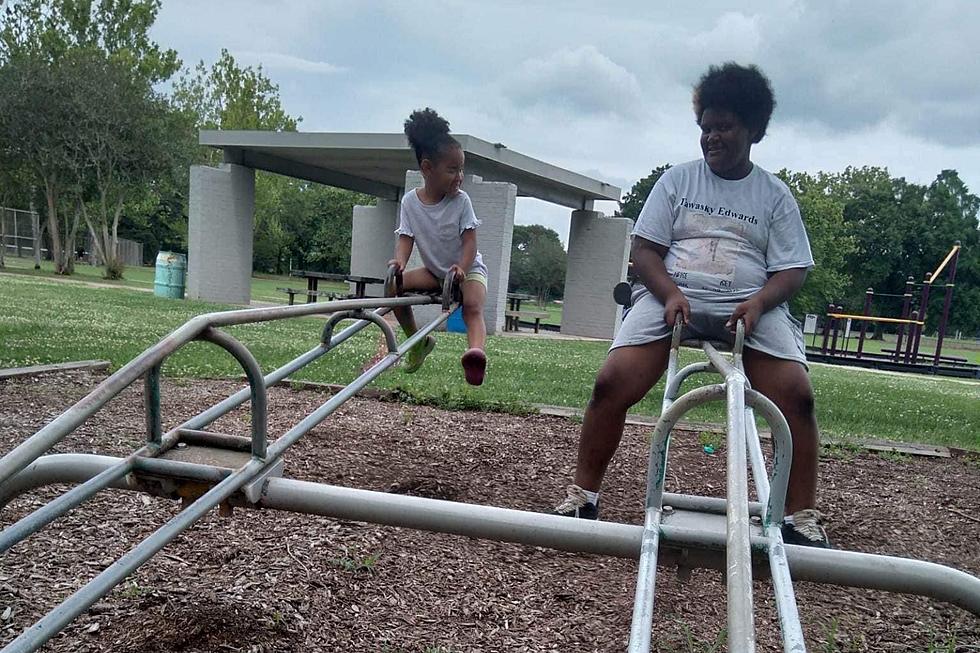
<box><xmin>0</xmin><ymin>453</ymin><xmax>763</xmax><ymax>519</ymax></box>
<box><xmin>663</xmin><ymin>362</ymin><xmax>713</xmax><ymax>404</ymax></box>
<box><xmin>933</xmin><ymin>242</ymin><xmax>960</xmax><ymax>367</ymax></box>
<box><xmin>0</xmin><ymin>460</ymin><xmax>135</xmax><ymax>553</ymax></box>
<box><xmin>895</xmin><ymin>276</ymin><xmax>916</xmax><ymax>362</ymax></box>
<box><xmin>629</xmin><ymin>383</ymin><xmax>726</xmax><ymax>653</ymax></box>
<box><xmin>722</xmin><ymin>362</ymin><xmax>755</xmax><ymax>652</ymax></box>
<box><xmin>5</xmin><ymin>456</ymin><xmax>980</xmax><ymax>618</ymax></box>
<box><xmin>196</xmin><ymin>328</ymin><xmax>268</xmax><ymax>459</ymax></box>
<box><xmin>258</xmin><ymin>478</ymin><xmax>980</xmax><ymax>617</ymax></box>
<box><xmin>144</xmin><ymin>364</ymin><xmax>162</xmax><ymax>445</ymax></box>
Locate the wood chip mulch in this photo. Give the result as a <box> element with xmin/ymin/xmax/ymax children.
<box><xmin>1</xmin><ymin>371</ymin><xmax>978</xmax><ymax>652</ymax></box>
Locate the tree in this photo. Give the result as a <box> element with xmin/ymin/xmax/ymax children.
<box><xmin>0</xmin><ymin>54</ymin><xmax>84</xmax><ymax>273</ymax></box>
<box><xmin>0</xmin><ymin>0</ymin><xmax>181</xmax><ymax>273</ymax></box>
<box><xmin>67</xmin><ymin>51</ymin><xmax>187</xmax><ymax>277</ymax></box>
<box><xmin>508</xmin><ymin>225</ymin><xmax>567</xmax><ymax>302</ymax></box>
<box><xmin>619</xmin><ymin>164</ymin><xmax>671</xmax><ymax>220</ymax></box>
<box><xmin>0</xmin><ymin>0</ymin><xmax>179</xmax><ymax>83</ymax></box>
<box><xmin>921</xmin><ymin>170</ymin><xmax>980</xmax><ymax>334</ymax></box>
<box><xmin>776</xmin><ymin>170</ymin><xmax>856</xmax><ymax>315</ymax></box>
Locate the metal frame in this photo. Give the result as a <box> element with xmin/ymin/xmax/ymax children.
<box><xmin>2</xmin><ymin>289</ymin><xmax>980</xmax><ymax>652</ymax></box>
<box><xmin>629</xmin><ymin>321</ymin><xmax>802</xmax><ymax>653</ymax></box>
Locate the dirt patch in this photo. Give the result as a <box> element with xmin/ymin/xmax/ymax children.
<box><xmin>1</xmin><ymin>371</ymin><xmax>978</xmax><ymax>652</ymax></box>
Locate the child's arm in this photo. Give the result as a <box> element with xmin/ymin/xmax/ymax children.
<box><xmin>449</xmin><ymin>228</ymin><xmax>477</xmax><ymax>280</ymax></box>
<box><xmin>388</xmin><ymin>234</ymin><xmax>415</xmax><ymax>273</ymax></box>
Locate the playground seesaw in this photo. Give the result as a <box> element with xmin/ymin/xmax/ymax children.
<box><xmin>1</xmin><ymin>271</ymin><xmax>979</xmax><ymax>653</ymax></box>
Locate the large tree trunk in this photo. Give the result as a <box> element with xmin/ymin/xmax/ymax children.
<box><xmin>104</xmin><ymin>201</ymin><xmax>125</xmax><ymax>279</ymax></box>
<box><xmin>60</xmin><ymin>205</ymin><xmax>82</xmax><ymax>275</ymax></box>
<box><xmin>30</xmin><ymin>191</ymin><xmax>41</xmax><ymax>269</ymax></box>
<box><xmin>43</xmin><ymin>179</ymin><xmax>65</xmax><ymax>274</ymax></box>
<box><xmin>81</xmin><ymin>201</ymin><xmax>107</xmax><ymax>267</ymax></box>
<box><xmin>1</xmin><ymin>208</ymin><xmax>6</xmax><ymax>268</ymax></box>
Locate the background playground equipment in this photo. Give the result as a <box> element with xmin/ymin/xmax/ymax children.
<box><xmin>808</xmin><ymin>241</ymin><xmax>979</xmax><ymax>379</ymax></box>
<box><xmin>2</xmin><ymin>287</ymin><xmax>980</xmax><ymax>651</ymax></box>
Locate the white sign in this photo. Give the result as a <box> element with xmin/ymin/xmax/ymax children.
<box><xmin>843</xmin><ymin>318</ymin><xmax>853</xmax><ymax>340</ymax></box>
<box><xmin>803</xmin><ymin>314</ymin><xmax>818</xmax><ymax>334</ymax></box>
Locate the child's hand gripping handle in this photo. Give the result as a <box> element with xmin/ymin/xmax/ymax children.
<box><xmin>384</xmin><ymin>262</ymin><xmax>403</xmax><ymax>298</ymax></box>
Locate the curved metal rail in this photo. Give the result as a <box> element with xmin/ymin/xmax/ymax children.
<box><xmin>0</xmin><ymin>289</ymin><xmax>457</xmax><ymax>653</ymax></box>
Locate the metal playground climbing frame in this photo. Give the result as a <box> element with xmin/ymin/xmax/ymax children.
<box><xmin>1</xmin><ymin>270</ymin><xmax>979</xmax><ymax>653</ymax></box>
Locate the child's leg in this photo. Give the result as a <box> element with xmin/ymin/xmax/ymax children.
<box><xmin>460</xmin><ymin>276</ymin><xmax>488</xmax><ymax>385</ymax></box>
<box><xmin>392</xmin><ymin>267</ymin><xmax>440</xmax><ymax>337</ymax></box>
<box><xmin>461</xmin><ymin>277</ymin><xmax>487</xmax><ymax>350</ymax></box>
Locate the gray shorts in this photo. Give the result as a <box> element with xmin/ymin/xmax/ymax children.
<box><xmin>612</xmin><ymin>287</ymin><xmax>808</xmax><ymax>366</ymax></box>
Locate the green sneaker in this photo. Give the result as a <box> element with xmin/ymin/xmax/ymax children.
<box><xmin>403</xmin><ymin>335</ymin><xmax>436</xmax><ymax>373</ymax></box>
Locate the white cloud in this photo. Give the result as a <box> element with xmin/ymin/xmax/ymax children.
<box><xmin>504</xmin><ymin>45</ymin><xmax>644</xmax><ymax>120</ymax></box>
<box><xmin>234</xmin><ymin>51</ymin><xmax>347</xmax><ymax>75</ymax></box>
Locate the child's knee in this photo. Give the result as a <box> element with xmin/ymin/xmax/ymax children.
<box><xmin>463</xmin><ymin>300</ymin><xmax>483</xmax><ymax>317</ymax></box>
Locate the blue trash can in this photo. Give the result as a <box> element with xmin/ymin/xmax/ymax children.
<box><xmin>446</xmin><ymin>307</ymin><xmax>467</xmax><ymax>333</ymax></box>
<box><xmin>153</xmin><ymin>251</ymin><xmax>186</xmax><ymax>299</ymax></box>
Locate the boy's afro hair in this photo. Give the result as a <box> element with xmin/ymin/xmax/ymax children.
<box><xmin>693</xmin><ymin>63</ymin><xmax>776</xmax><ymax>143</ymax></box>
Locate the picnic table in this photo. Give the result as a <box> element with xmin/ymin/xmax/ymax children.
<box><xmin>285</xmin><ymin>270</ymin><xmax>384</xmax><ymax>304</ymax></box>
<box><xmin>505</xmin><ymin>292</ymin><xmax>548</xmax><ymax>333</ymax></box>
<box><xmin>506</xmin><ymin>292</ymin><xmax>536</xmax><ymax>312</ymax></box>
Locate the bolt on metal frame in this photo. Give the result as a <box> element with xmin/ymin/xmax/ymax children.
<box><xmin>2</xmin><ymin>281</ymin><xmax>980</xmax><ymax>652</ymax></box>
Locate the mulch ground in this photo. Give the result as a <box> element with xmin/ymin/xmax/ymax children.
<box><xmin>1</xmin><ymin>371</ymin><xmax>978</xmax><ymax>652</ymax></box>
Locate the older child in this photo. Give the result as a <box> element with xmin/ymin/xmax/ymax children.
<box><xmin>389</xmin><ymin>108</ymin><xmax>488</xmax><ymax>385</ymax></box>
<box><xmin>554</xmin><ymin>64</ymin><xmax>829</xmax><ymax>548</ymax></box>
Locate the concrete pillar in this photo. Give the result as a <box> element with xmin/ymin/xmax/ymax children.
<box><xmin>187</xmin><ymin>164</ymin><xmax>255</xmax><ymax>304</ymax></box>
<box><xmin>561</xmin><ymin>210</ymin><xmax>633</xmax><ymax>339</ymax></box>
<box><xmin>349</xmin><ymin>199</ymin><xmax>399</xmax><ymax>297</ymax></box>
<box><xmin>402</xmin><ymin>172</ymin><xmax>516</xmax><ymax>335</ymax></box>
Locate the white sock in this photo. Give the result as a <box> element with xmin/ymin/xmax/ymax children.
<box><xmin>582</xmin><ymin>489</ymin><xmax>600</xmax><ymax>505</ymax></box>
<box><xmin>783</xmin><ymin>514</ymin><xmax>795</xmax><ymax>525</ymax></box>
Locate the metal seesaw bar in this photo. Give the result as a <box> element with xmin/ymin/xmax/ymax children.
<box><xmin>629</xmin><ymin>320</ymin><xmax>803</xmax><ymax>653</ymax></box>
<box><xmin>0</xmin><ymin>309</ymin><xmax>389</xmax><ymax>550</ymax></box>
<box><xmin>5</xmin><ymin>452</ymin><xmax>980</xmax><ymax>618</ymax></box>
<box><xmin>0</xmin><ymin>303</ymin><xmax>453</xmax><ymax>653</ymax></box>
<box><xmin>0</xmin><ymin>296</ymin><xmax>434</xmax><ymax>488</ymax></box>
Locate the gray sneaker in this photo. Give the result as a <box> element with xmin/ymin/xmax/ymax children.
<box><xmin>553</xmin><ymin>484</ymin><xmax>599</xmax><ymax>520</ymax></box>
<box><xmin>782</xmin><ymin>509</ymin><xmax>831</xmax><ymax>548</ymax></box>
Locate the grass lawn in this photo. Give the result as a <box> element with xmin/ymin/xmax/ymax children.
<box><xmin>0</xmin><ymin>255</ymin><xmax>349</xmax><ymax>304</ymax></box>
<box><xmin>1</xmin><ymin>274</ymin><xmax>977</xmax><ymax>450</ymax></box>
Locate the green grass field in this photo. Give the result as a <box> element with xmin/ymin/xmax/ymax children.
<box><xmin>0</xmin><ymin>255</ymin><xmax>349</xmax><ymax>304</ymax></box>
<box><xmin>1</xmin><ymin>273</ymin><xmax>977</xmax><ymax>450</ymax></box>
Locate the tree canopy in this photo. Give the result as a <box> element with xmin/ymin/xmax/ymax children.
<box><xmin>508</xmin><ymin>224</ymin><xmax>567</xmax><ymax>302</ymax></box>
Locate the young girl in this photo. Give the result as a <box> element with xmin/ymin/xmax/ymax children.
<box><xmin>388</xmin><ymin>108</ymin><xmax>488</xmax><ymax>386</ymax></box>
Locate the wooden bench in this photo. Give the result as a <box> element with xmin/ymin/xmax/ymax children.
<box><xmin>277</xmin><ymin>287</ymin><xmax>340</xmax><ymax>305</ymax></box>
<box><xmin>504</xmin><ymin>310</ymin><xmax>549</xmax><ymax>334</ymax></box>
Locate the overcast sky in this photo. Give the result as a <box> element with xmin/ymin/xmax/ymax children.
<box><xmin>151</xmin><ymin>0</ymin><xmax>980</xmax><ymax>246</ymax></box>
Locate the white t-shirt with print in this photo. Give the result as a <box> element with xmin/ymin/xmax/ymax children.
<box><xmin>632</xmin><ymin>159</ymin><xmax>814</xmax><ymax>301</ymax></box>
<box><xmin>395</xmin><ymin>188</ymin><xmax>488</xmax><ymax>278</ymax></box>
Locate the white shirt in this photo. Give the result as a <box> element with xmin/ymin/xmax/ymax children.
<box><xmin>396</xmin><ymin>189</ymin><xmax>487</xmax><ymax>278</ymax></box>
<box><xmin>633</xmin><ymin>159</ymin><xmax>814</xmax><ymax>301</ymax></box>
